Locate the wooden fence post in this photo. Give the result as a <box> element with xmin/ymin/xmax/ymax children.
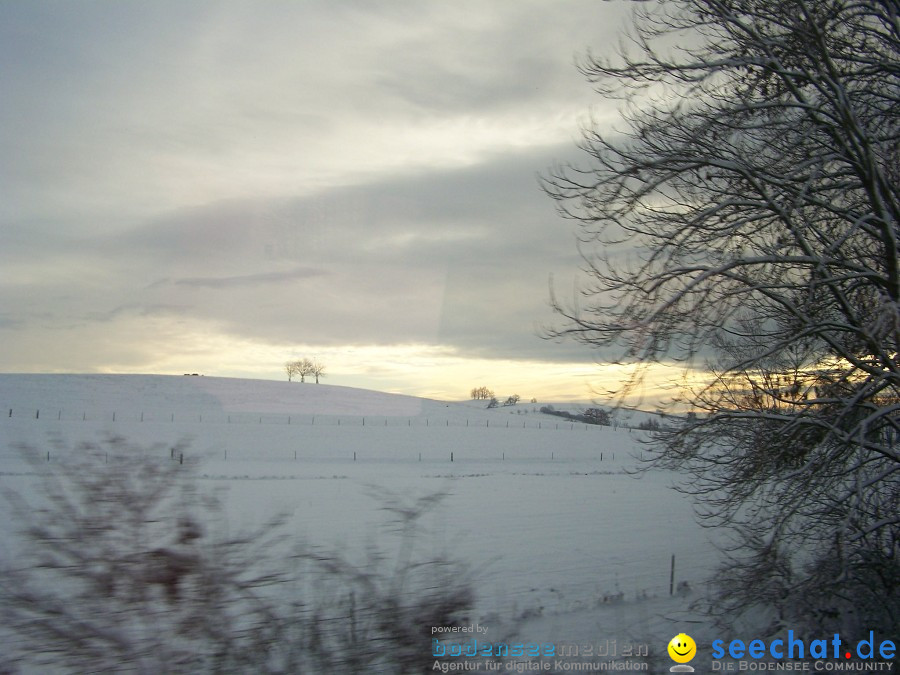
<box><xmin>670</xmin><ymin>554</ymin><xmax>675</xmax><ymax>596</ymax></box>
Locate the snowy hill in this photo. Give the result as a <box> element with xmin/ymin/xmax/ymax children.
<box><xmin>0</xmin><ymin>373</ymin><xmax>660</xmax><ymax>433</ymax></box>
<box><xmin>0</xmin><ymin>373</ymin><xmax>575</xmax><ymax>420</ymax></box>
<box><xmin>0</xmin><ymin>373</ymin><xmax>644</xmax><ymax>464</ymax></box>
<box><xmin>0</xmin><ymin>373</ymin><xmax>441</xmax><ymax>417</ymax></box>
<box><xmin>0</xmin><ymin>372</ymin><xmax>719</xmax><ymax>672</ymax></box>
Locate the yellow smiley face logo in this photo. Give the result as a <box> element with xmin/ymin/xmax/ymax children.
<box><xmin>668</xmin><ymin>633</ymin><xmax>696</xmax><ymax>663</ymax></box>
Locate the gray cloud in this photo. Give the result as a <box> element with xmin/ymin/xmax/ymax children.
<box><xmin>83</xmin><ymin>304</ymin><xmax>194</xmax><ymax>324</ymax></box>
<box><xmin>172</xmin><ymin>267</ymin><xmax>326</xmax><ymax>289</ymax></box>
<box><xmin>0</xmin><ymin>316</ymin><xmax>23</xmax><ymax>331</ymax></box>
<box><xmin>0</xmin><ymin>143</ymin><xmax>591</xmax><ymax>363</ymax></box>
<box><xmin>115</xmin><ymin>145</ymin><xmax>593</xmax><ymax>360</ymax></box>
<box><xmin>0</xmin><ymin>0</ymin><xmax>625</xmax><ymax>381</ymax></box>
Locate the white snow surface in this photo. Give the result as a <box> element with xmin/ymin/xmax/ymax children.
<box><xmin>0</xmin><ymin>374</ymin><xmax>722</xmax><ymax>670</ymax></box>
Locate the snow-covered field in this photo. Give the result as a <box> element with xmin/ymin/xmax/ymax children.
<box><xmin>0</xmin><ymin>374</ymin><xmax>720</xmax><ymax>671</ymax></box>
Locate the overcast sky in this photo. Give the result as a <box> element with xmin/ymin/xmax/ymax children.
<box><xmin>1</xmin><ymin>0</ymin><xmax>639</xmax><ymax>402</ymax></box>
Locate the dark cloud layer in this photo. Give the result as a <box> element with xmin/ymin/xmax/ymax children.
<box><xmin>171</xmin><ymin>268</ymin><xmax>327</xmax><ymax>289</ymax></box>
<box><xmin>55</xmin><ymin>144</ymin><xmax>593</xmax><ymax>361</ymax></box>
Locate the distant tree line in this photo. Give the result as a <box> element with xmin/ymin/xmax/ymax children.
<box><xmin>470</xmin><ymin>386</ymin><xmax>494</xmax><ymax>400</ymax></box>
<box><xmin>539</xmin><ymin>405</ymin><xmax>610</xmax><ymax>426</ymax></box>
<box><xmin>636</xmin><ymin>418</ymin><xmax>661</xmax><ymax>431</ymax></box>
<box><xmin>285</xmin><ymin>358</ymin><xmax>325</xmax><ymax>383</ymax></box>
<box><xmin>471</xmin><ymin>387</ymin><xmax>523</xmax><ymax>409</ymax></box>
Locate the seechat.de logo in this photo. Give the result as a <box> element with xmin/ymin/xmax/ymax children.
<box><xmin>710</xmin><ymin>631</ymin><xmax>896</xmax><ymax>662</ymax></box>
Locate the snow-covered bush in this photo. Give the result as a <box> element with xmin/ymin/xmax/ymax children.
<box><xmin>0</xmin><ymin>437</ymin><xmax>474</xmax><ymax>673</ymax></box>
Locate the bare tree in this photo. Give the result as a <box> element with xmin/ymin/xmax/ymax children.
<box><xmin>470</xmin><ymin>386</ymin><xmax>494</xmax><ymax>400</ymax></box>
<box><xmin>543</xmin><ymin>0</ymin><xmax>899</xmax><ymax>639</ymax></box>
<box><xmin>310</xmin><ymin>359</ymin><xmax>325</xmax><ymax>384</ymax></box>
<box><xmin>297</xmin><ymin>358</ymin><xmax>312</xmax><ymax>383</ymax></box>
<box><xmin>287</xmin><ymin>358</ymin><xmax>325</xmax><ymax>383</ymax></box>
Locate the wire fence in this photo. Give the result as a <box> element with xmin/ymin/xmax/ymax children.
<box><xmin>3</xmin><ymin>407</ymin><xmax>627</xmax><ymax>432</ymax></box>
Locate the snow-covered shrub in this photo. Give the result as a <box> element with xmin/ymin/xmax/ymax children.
<box><xmin>0</xmin><ymin>437</ymin><xmax>474</xmax><ymax>673</ymax></box>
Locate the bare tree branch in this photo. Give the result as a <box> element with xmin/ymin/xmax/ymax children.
<box><xmin>544</xmin><ymin>0</ymin><xmax>899</xmax><ymax>639</ymax></box>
